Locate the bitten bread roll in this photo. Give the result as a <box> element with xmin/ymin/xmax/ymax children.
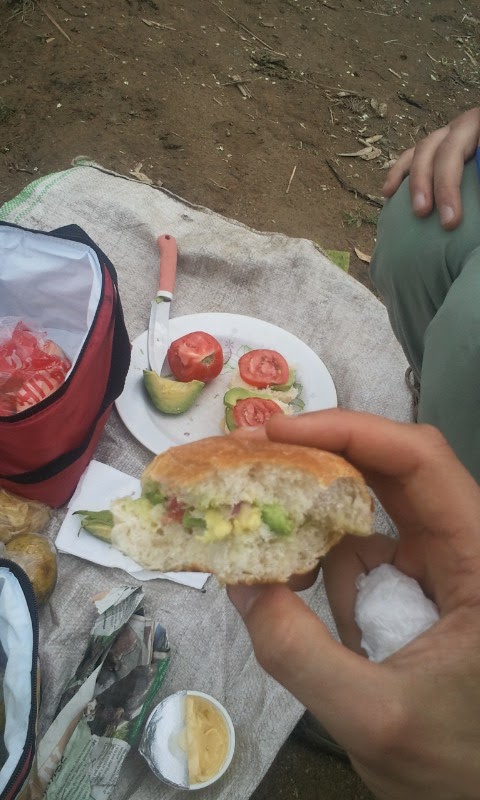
<box><xmin>106</xmin><ymin>436</ymin><xmax>373</xmax><ymax>584</ymax></box>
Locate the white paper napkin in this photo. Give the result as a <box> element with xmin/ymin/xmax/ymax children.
<box><xmin>55</xmin><ymin>460</ymin><xmax>210</xmax><ymax>590</ymax></box>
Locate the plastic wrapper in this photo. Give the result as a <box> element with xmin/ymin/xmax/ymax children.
<box><xmin>0</xmin><ymin>488</ymin><xmax>51</xmax><ymax>543</ymax></box>
<box><xmin>0</xmin><ymin>318</ymin><xmax>71</xmax><ymax>416</ymax></box>
<box><xmin>355</xmin><ymin>563</ymin><xmax>440</xmax><ymax>662</ymax></box>
<box><xmin>0</xmin><ymin>533</ymin><xmax>57</xmax><ymax>606</ymax></box>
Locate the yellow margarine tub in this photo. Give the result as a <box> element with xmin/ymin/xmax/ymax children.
<box><xmin>140</xmin><ymin>690</ymin><xmax>235</xmax><ymax>790</ymax></box>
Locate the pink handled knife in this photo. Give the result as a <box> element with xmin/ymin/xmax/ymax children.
<box><xmin>147</xmin><ymin>234</ymin><xmax>178</xmax><ymax>374</ymax></box>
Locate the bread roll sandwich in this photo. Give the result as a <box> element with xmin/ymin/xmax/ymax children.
<box><xmin>77</xmin><ymin>436</ymin><xmax>373</xmax><ymax>584</ymax></box>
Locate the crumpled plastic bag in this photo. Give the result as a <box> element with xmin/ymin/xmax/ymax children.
<box><xmin>0</xmin><ymin>318</ymin><xmax>71</xmax><ymax>415</ymax></box>
<box><xmin>0</xmin><ymin>488</ymin><xmax>51</xmax><ymax>543</ymax></box>
<box><xmin>355</xmin><ymin>563</ymin><xmax>440</xmax><ymax>662</ymax></box>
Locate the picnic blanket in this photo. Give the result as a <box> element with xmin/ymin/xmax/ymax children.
<box><xmin>0</xmin><ymin>163</ymin><xmax>411</xmax><ymax>800</ymax></box>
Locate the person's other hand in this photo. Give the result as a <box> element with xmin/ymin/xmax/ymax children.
<box><xmin>227</xmin><ymin>410</ymin><xmax>480</xmax><ymax>800</ymax></box>
<box><xmin>382</xmin><ymin>107</ymin><xmax>480</xmax><ymax>230</ymax></box>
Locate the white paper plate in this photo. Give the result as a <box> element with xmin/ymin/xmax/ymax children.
<box><xmin>115</xmin><ymin>313</ymin><xmax>337</xmax><ymax>454</ymax></box>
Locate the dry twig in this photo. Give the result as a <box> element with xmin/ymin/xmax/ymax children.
<box><xmin>398</xmin><ymin>92</ymin><xmax>425</xmax><ymax>109</ymax></box>
<box><xmin>388</xmin><ymin>68</ymin><xmax>402</xmax><ymax>79</ymax></box>
<box><xmin>289</xmin><ymin>76</ymin><xmax>363</xmax><ymax>97</ymax></box>
<box><xmin>325</xmin><ymin>159</ymin><xmax>383</xmax><ymax>208</ymax></box>
<box><xmin>227</xmin><ymin>74</ymin><xmax>253</xmax><ymax>98</ymax></box>
<box><xmin>36</xmin><ymin>2</ymin><xmax>71</xmax><ymax>41</ymax></box>
<box><xmin>210</xmin><ymin>2</ymin><xmax>285</xmax><ymax>57</ymax></box>
<box><xmin>12</xmin><ymin>164</ymin><xmax>35</xmax><ymax>174</ymax></box>
<box><xmin>141</xmin><ymin>19</ymin><xmax>176</xmax><ymax>30</ymax></box>
<box><xmin>357</xmin><ymin>8</ymin><xmax>391</xmax><ymax>15</ymax></box>
<box><xmin>220</xmin><ymin>78</ymin><xmax>255</xmax><ymax>86</ymax></box>
<box><xmin>209</xmin><ymin>178</ymin><xmax>229</xmax><ymax>190</ymax></box>
<box><xmin>286</xmin><ymin>165</ymin><xmax>297</xmax><ymax>194</ymax></box>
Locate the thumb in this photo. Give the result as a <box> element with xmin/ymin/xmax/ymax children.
<box><xmin>227</xmin><ymin>584</ymin><xmax>395</xmax><ymax>754</ymax></box>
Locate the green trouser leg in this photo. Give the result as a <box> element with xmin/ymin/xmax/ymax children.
<box><xmin>370</xmin><ymin>157</ymin><xmax>480</xmax><ymax>482</ymax></box>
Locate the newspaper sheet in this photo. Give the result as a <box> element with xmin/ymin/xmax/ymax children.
<box><xmin>31</xmin><ymin>586</ymin><xmax>170</xmax><ymax>800</ymax></box>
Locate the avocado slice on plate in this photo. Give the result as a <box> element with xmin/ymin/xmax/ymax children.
<box><xmin>224</xmin><ymin>387</ymin><xmax>287</xmax><ymax>430</ymax></box>
<box><xmin>225</xmin><ymin>406</ymin><xmax>237</xmax><ymax>431</ymax></box>
<box><xmin>224</xmin><ymin>387</ymin><xmax>268</xmax><ymax>431</ymax></box>
<box><xmin>143</xmin><ymin>371</ymin><xmax>204</xmax><ymax>414</ymax></box>
<box><xmin>270</xmin><ymin>367</ymin><xmax>296</xmax><ymax>392</ymax></box>
<box><xmin>223</xmin><ymin>387</ymin><xmax>269</xmax><ymax>407</ymax></box>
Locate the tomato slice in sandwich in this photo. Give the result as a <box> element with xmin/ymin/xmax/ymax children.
<box><xmin>166</xmin><ymin>496</ymin><xmax>186</xmax><ymax>523</ymax></box>
<box><xmin>233</xmin><ymin>397</ymin><xmax>284</xmax><ymax>427</ymax></box>
<box><xmin>238</xmin><ymin>349</ymin><xmax>289</xmax><ymax>388</ymax></box>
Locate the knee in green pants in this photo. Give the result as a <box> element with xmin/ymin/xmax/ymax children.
<box><xmin>370</xmin><ymin>157</ymin><xmax>480</xmax><ymax>481</ymax></box>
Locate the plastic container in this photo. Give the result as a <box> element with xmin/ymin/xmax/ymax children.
<box><xmin>139</xmin><ymin>690</ymin><xmax>235</xmax><ymax>790</ymax></box>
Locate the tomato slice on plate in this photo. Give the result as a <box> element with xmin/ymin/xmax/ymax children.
<box><xmin>233</xmin><ymin>397</ymin><xmax>284</xmax><ymax>428</ymax></box>
<box><xmin>238</xmin><ymin>349</ymin><xmax>289</xmax><ymax>388</ymax></box>
<box><xmin>167</xmin><ymin>331</ymin><xmax>223</xmax><ymax>383</ymax></box>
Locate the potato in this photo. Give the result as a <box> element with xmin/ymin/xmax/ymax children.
<box><xmin>4</xmin><ymin>534</ymin><xmax>57</xmax><ymax>605</ymax></box>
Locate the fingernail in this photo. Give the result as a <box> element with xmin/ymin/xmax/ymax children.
<box><xmin>439</xmin><ymin>205</ymin><xmax>455</xmax><ymax>226</ymax></box>
<box><xmin>413</xmin><ymin>192</ymin><xmax>426</xmax><ymax>212</ymax></box>
<box><xmin>227</xmin><ymin>585</ymin><xmax>263</xmax><ymax>617</ymax></box>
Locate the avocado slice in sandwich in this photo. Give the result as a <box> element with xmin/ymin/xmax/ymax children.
<box><xmin>74</xmin><ymin>510</ymin><xmax>113</xmax><ymax>543</ymax></box>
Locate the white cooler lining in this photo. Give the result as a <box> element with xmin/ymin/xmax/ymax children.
<box><xmin>0</xmin><ymin>227</ymin><xmax>103</xmax><ymax>372</ymax></box>
<box><xmin>0</xmin><ymin>567</ymin><xmax>34</xmax><ymax>794</ymax></box>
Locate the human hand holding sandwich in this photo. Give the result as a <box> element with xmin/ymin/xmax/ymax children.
<box><xmin>228</xmin><ymin>410</ymin><xmax>480</xmax><ymax>800</ymax></box>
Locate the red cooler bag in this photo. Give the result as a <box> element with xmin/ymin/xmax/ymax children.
<box><xmin>0</xmin><ymin>222</ymin><xmax>131</xmax><ymax>507</ymax></box>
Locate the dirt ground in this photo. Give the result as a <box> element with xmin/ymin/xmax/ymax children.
<box><xmin>1</xmin><ymin>0</ymin><xmax>479</xmax><ymax>797</ymax></box>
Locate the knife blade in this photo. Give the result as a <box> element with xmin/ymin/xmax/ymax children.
<box><xmin>147</xmin><ymin>234</ymin><xmax>178</xmax><ymax>374</ymax></box>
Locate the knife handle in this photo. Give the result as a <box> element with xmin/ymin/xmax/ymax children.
<box><xmin>156</xmin><ymin>234</ymin><xmax>177</xmax><ymax>295</ymax></box>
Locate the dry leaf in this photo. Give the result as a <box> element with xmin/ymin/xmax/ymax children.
<box><xmin>363</xmin><ymin>146</ymin><xmax>382</xmax><ymax>160</ymax></box>
<box><xmin>129</xmin><ymin>163</ymin><xmax>153</xmax><ymax>184</ymax></box>
<box><xmin>380</xmin><ymin>157</ymin><xmax>397</xmax><ymax>170</ymax></box>
<box><xmin>141</xmin><ymin>18</ymin><xmax>176</xmax><ymax>30</ymax></box>
<box><xmin>354</xmin><ymin>246</ymin><xmax>371</xmax><ymax>263</ymax></box>
<box><xmin>337</xmin><ymin>145</ymin><xmax>382</xmax><ymax>160</ymax></box>
<box><xmin>364</xmin><ymin>134</ymin><xmax>383</xmax><ymax>144</ymax></box>
<box><xmin>370</xmin><ymin>98</ymin><xmax>387</xmax><ymax>118</ymax></box>
<box><xmin>337</xmin><ymin>147</ymin><xmax>368</xmax><ymax>157</ymax></box>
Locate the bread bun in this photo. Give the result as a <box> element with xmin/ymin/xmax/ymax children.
<box><xmin>111</xmin><ymin>436</ymin><xmax>373</xmax><ymax>584</ymax></box>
